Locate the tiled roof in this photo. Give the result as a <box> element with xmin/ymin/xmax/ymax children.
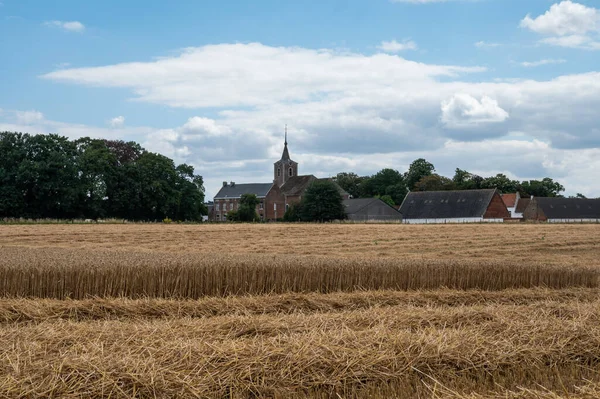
<box><xmin>501</xmin><ymin>193</ymin><xmax>517</xmax><ymax>208</ymax></box>
<box><xmin>280</xmin><ymin>175</ymin><xmax>316</xmax><ymax>196</ymax></box>
<box><xmin>214</xmin><ymin>183</ymin><xmax>273</xmax><ymax>199</ymax></box>
<box><xmin>343</xmin><ymin>198</ymin><xmax>401</xmax><ymax>215</ymax></box>
<box><xmin>399</xmin><ymin>189</ymin><xmax>498</xmax><ymax>219</ymax></box>
<box><xmin>534</xmin><ymin>198</ymin><xmax>600</xmax><ymax>219</ymax></box>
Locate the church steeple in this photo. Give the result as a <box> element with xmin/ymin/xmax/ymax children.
<box><xmin>274</xmin><ymin>125</ymin><xmax>298</xmax><ymax>187</ymax></box>
<box><xmin>281</xmin><ymin>125</ymin><xmax>290</xmax><ymax>161</ymax></box>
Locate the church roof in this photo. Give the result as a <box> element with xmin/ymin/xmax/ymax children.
<box><xmin>281</xmin><ymin>175</ymin><xmax>316</xmax><ymax>196</ymax></box>
<box><xmin>214</xmin><ymin>183</ymin><xmax>273</xmax><ymax>199</ymax></box>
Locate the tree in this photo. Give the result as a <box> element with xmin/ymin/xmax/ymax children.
<box><xmin>300</xmin><ymin>180</ymin><xmax>346</xmax><ymax>222</ymax></box>
<box><xmin>414</xmin><ymin>174</ymin><xmax>456</xmax><ymax>191</ymax></box>
<box><xmin>237</xmin><ymin>194</ymin><xmax>260</xmax><ymax>222</ymax></box>
<box><xmin>283</xmin><ymin>202</ymin><xmax>303</xmax><ymax>222</ymax></box>
<box><xmin>174</xmin><ymin>164</ymin><xmax>206</xmax><ymax>221</ymax></box>
<box><xmin>405</xmin><ymin>158</ymin><xmax>435</xmax><ymax>190</ymax></box>
<box><xmin>333</xmin><ymin>172</ymin><xmax>364</xmax><ymax>199</ymax></box>
<box><xmin>480</xmin><ymin>174</ymin><xmax>520</xmax><ymax>194</ymax></box>
<box><xmin>521</xmin><ymin>178</ymin><xmax>565</xmax><ymax>198</ymax></box>
<box><xmin>376</xmin><ymin>195</ymin><xmax>395</xmax><ymax>207</ymax></box>
<box><xmin>453</xmin><ymin>168</ymin><xmax>483</xmax><ymax>190</ymax></box>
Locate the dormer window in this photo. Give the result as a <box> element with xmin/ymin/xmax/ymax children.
<box><xmin>288</xmin><ymin>167</ymin><xmax>293</xmax><ymax>177</ymax></box>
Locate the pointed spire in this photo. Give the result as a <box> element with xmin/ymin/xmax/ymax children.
<box><xmin>281</xmin><ymin>125</ymin><xmax>291</xmax><ymax>161</ymax></box>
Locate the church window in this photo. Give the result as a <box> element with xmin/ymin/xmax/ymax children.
<box><xmin>259</xmin><ymin>202</ymin><xmax>264</xmax><ymax>210</ymax></box>
<box><xmin>285</xmin><ymin>204</ymin><xmax>289</xmax><ymax>211</ymax></box>
<box><xmin>288</xmin><ymin>167</ymin><xmax>293</xmax><ymax>177</ymax></box>
<box><xmin>277</xmin><ymin>168</ymin><xmax>281</xmax><ymax>177</ymax></box>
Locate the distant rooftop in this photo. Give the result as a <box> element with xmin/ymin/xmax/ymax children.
<box><xmin>214</xmin><ymin>182</ymin><xmax>273</xmax><ymax>199</ymax></box>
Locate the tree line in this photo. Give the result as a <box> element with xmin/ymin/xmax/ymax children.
<box><xmin>0</xmin><ymin>132</ymin><xmax>206</xmax><ymax>221</ymax></box>
<box><xmin>333</xmin><ymin>158</ymin><xmax>574</xmax><ymax>207</ymax></box>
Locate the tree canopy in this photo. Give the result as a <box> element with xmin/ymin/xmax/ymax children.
<box><xmin>299</xmin><ymin>180</ymin><xmax>346</xmax><ymax>222</ymax></box>
<box><xmin>0</xmin><ymin>132</ymin><xmax>206</xmax><ymax>221</ymax></box>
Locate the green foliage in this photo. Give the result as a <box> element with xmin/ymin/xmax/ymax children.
<box><xmin>300</xmin><ymin>180</ymin><xmax>346</xmax><ymax>222</ymax></box>
<box><xmin>376</xmin><ymin>195</ymin><xmax>396</xmax><ymax>207</ymax></box>
<box><xmin>333</xmin><ymin>172</ymin><xmax>364</xmax><ymax>199</ymax></box>
<box><xmin>405</xmin><ymin>158</ymin><xmax>435</xmax><ymax>190</ymax></box>
<box><xmin>162</xmin><ymin>217</ymin><xmax>172</xmax><ymax>224</ymax></box>
<box><xmin>480</xmin><ymin>174</ymin><xmax>520</xmax><ymax>194</ymax></box>
<box><xmin>414</xmin><ymin>174</ymin><xmax>456</xmax><ymax>192</ymax></box>
<box><xmin>226</xmin><ymin>210</ymin><xmax>239</xmax><ymax>222</ymax></box>
<box><xmin>520</xmin><ymin>178</ymin><xmax>565</xmax><ymax>198</ymax></box>
<box><xmin>0</xmin><ymin>132</ymin><xmax>206</xmax><ymax>221</ymax></box>
<box><xmin>236</xmin><ymin>194</ymin><xmax>260</xmax><ymax>222</ymax></box>
<box><xmin>283</xmin><ymin>203</ymin><xmax>303</xmax><ymax>222</ymax></box>
<box><xmin>453</xmin><ymin>168</ymin><xmax>483</xmax><ymax>190</ymax></box>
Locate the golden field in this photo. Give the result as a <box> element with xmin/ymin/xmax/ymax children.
<box><xmin>1</xmin><ymin>223</ymin><xmax>600</xmax><ymax>398</ymax></box>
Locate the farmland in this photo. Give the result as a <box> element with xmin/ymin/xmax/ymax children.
<box><xmin>1</xmin><ymin>223</ymin><xmax>600</xmax><ymax>398</ymax></box>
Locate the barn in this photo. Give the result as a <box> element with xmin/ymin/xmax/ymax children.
<box><xmin>399</xmin><ymin>189</ymin><xmax>510</xmax><ymax>224</ymax></box>
<box><xmin>343</xmin><ymin>198</ymin><xmax>402</xmax><ymax>222</ymax></box>
<box><xmin>523</xmin><ymin>197</ymin><xmax>600</xmax><ymax>223</ymax></box>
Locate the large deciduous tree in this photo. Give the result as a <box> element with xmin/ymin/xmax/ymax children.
<box><xmin>300</xmin><ymin>180</ymin><xmax>346</xmax><ymax>222</ymax></box>
<box><xmin>405</xmin><ymin>158</ymin><xmax>435</xmax><ymax>190</ymax></box>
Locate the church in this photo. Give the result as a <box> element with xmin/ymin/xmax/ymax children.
<box><xmin>210</xmin><ymin>130</ymin><xmax>349</xmax><ymax>221</ymax></box>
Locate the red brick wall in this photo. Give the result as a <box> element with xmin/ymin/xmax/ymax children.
<box><xmin>264</xmin><ymin>184</ymin><xmax>285</xmax><ymax>220</ymax></box>
<box><xmin>483</xmin><ymin>192</ymin><xmax>511</xmax><ymax>219</ymax></box>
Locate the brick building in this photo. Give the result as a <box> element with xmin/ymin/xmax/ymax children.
<box><xmin>211</xmin><ymin>133</ymin><xmax>349</xmax><ymax>221</ymax></box>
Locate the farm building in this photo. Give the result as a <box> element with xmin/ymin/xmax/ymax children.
<box><xmin>343</xmin><ymin>198</ymin><xmax>402</xmax><ymax>222</ymax></box>
<box><xmin>523</xmin><ymin>197</ymin><xmax>600</xmax><ymax>223</ymax></box>
<box><xmin>399</xmin><ymin>189</ymin><xmax>510</xmax><ymax>224</ymax></box>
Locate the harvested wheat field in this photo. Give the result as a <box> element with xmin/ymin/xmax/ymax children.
<box><xmin>1</xmin><ymin>223</ymin><xmax>600</xmax><ymax>398</ymax></box>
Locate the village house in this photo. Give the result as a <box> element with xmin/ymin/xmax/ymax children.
<box><xmin>211</xmin><ymin>131</ymin><xmax>349</xmax><ymax>221</ymax></box>
<box><xmin>523</xmin><ymin>197</ymin><xmax>600</xmax><ymax>223</ymax></box>
<box><xmin>399</xmin><ymin>189</ymin><xmax>510</xmax><ymax>224</ymax></box>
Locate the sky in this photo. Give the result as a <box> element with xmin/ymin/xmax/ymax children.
<box><xmin>1</xmin><ymin>0</ymin><xmax>600</xmax><ymax>199</ymax></box>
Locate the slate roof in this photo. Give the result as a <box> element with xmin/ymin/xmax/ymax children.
<box><xmin>214</xmin><ymin>183</ymin><xmax>273</xmax><ymax>199</ymax></box>
<box><xmin>343</xmin><ymin>198</ymin><xmax>401</xmax><ymax>215</ymax></box>
<box><xmin>281</xmin><ymin>175</ymin><xmax>316</xmax><ymax>196</ymax></box>
<box><xmin>280</xmin><ymin>175</ymin><xmax>349</xmax><ymax>198</ymax></box>
<box><xmin>399</xmin><ymin>189</ymin><xmax>498</xmax><ymax>219</ymax></box>
<box><xmin>515</xmin><ymin>197</ymin><xmax>531</xmax><ymax>213</ymax></box>
<box><xmin>534</xmin><ymin>197</ymin><xmax>600</xmax><ymax>219</ymax></box>
<box><xmin>501</xmin><ymin>193</ymin><xmax>518</xmax><ymax>208</ymax></box>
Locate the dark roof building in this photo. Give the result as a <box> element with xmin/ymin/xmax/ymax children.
<box><xmin>399</xmin><ymin>189</ymin><xmax>510</xmax><ymax>224</ymax></box>
<box><xmin>214</xmin><ymin>182</ymin><xmax>273</xmax><ymax>200</ymax></box>
<box><xmin>343</xmin><ymin>198</ymin><xmax>402</xmax><ymax>222</ymax></box>
<box><xmin>523</xmin><ymin>197</ymin><xmax>600</xmax><ymax>222</ymax></box>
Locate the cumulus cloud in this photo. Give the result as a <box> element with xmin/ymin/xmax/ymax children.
<box><xmin>521</xmin><ymin>1</ymin><xmax>600</xmax><ymax>49</ymax></box>
<box><xmin>44</xmin><ymin>20</ymin><xmax>85</xmax><ymax>33</ymax></box>
<box><xmin>108</xmin><ymin>116</ymin><xmax>125</xmax><ymax>127</ymax></box>
<box><xmin>378</xmin><ymin>40</ymin><xmax>418</xmax><ymax>52</ymax></box>
<box><xmin>15</xmin><ymin>110</ymin><xmax>44</xmax><ymax>124</ymax></box>
<box><xmin>441</xmin><ymin>94</ymin><xmax>509</xmax><ymax>128</ymax></box>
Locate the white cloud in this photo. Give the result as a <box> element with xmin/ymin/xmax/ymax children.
<box><xmin>378</xmin><ymin>40</ymin><xmax>418</xmax><ymax>52</ymax></box>
<box><xmin>521</xmin><ymin>59</ymin><xmax>567</xmax><ymax>67</ymax></box>
<box><xmin>42</xmin><ymin>43</ymin><xmax>485</xmax><ymax>108</ymax></box>
<box><xmin>15</xmin><ymin>110</ymin><xmax>44</xmax><ymax>124</ymax></box>
<box><xmin>474</xmin><ymin>41</ymin><xmax>501</xmax><ymax>48</ymax></box>
<box><xmin>441</xmin><ymin>94</ymin><xmax>509</xmax><ymax>128</ymax></box>
<box><xmin>521</xmin><ymin>1</ymin><xmax>600</xmax><ymax>50</ymax></box>
<box><xmin>44</xmin><ymin>20</ymin><xmax>85</xmax><ymax>33</ymax></box>
<box><xmin>108</xmin><ymin>116</ymin><xmax>125</xmax><ymax>127</ymax></box>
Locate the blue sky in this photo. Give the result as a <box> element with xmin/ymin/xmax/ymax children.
<box><xmin>1</xmin><ymin>0</ymin><xmax>600</xmax><ymax>198</ymax></box>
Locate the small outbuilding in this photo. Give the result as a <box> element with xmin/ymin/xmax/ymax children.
<box><xmin>399</xmin><ymin>189</ymin><xmax>510</xmax><ymax>224</ymax></box>
<box><xmin>523</xmin><ymin>197</ymin><xmax>600</xmax><ymax>223</ymax></box>
<box><xmin>343</xmin><ymin>198</ymin><xmax>402</xmax><ymax>222</ymax></box>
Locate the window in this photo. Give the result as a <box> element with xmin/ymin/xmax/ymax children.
<box><xmin>288</xmin><ymin>167</ymin><xmax>293</xmax><ymax>177</ymax></box>
<box><xmin>286</xmin><ymin>204</ymin><xmax>289</xmax><ymax>211</ymax></box>
<box><xmin>274</xmin><ymin>203</ymin><xmax>277</xmax><ymax>211</ymax></box>
<box><xmin>277</xmin><ymin>168</ymin><xmax>281</xmax><ymax>177</ymax></box>
<box><xmin>259</xmin><ymin>202</ymin><xmax>264</xmax><ymax>210</ymax></box>
<box><xmin>230</xmin><ymin>203</ymin><xmax>234</xmax><ymax>211</ymax></box>
<box><xmin>217</xmin><ymin>203</ymin><xmax>221</xmax><ymax>211</ymax></box>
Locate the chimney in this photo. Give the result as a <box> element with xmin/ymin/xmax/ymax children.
<box><xmin>223</xmin><ymin>181</ymin><xmax>228</xmax><ymax>187</ymax></box>
<box><xmin>230</xmin><ymin>181</ymin><xmax>236</xmax><ymax>187</ymax></box>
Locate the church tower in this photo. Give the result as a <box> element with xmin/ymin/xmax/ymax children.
<box><xmin>274</xmin><ymin>126</ymin><xmax>298</xmax><ymax>187</ymax></box>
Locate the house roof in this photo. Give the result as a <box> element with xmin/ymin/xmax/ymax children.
<box><xmin>501</xmin><ymin>193</ymin><xmax>518</xmax><ymax>208</ymax></box>
<box><xmin>343</xmin><ymin>198</ymin><xmax>401</xmax><ymax>215</ymax></box>
<box><xmin>281</xmin><ymin>175</ymin><xmax>316</xmax><ymax>196</ymax></box>
<box><xmin>534</xmin><ymin>197</ymin><xmax>600</xmax><ymax>219</ymax></box>
<box><xmin>399</xmin><ymin>189</ymin><xmax>498</xmax><ymax>219</ymax></box>
<box><xmin>214</xmin><ymin>183</ymin><xmax>273</xmax><ymax>199</ymax></box>
<box><xmin>515</xmin><ymin>197</ymin><xmax>531</xmax><ymax>213</ymax></box>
